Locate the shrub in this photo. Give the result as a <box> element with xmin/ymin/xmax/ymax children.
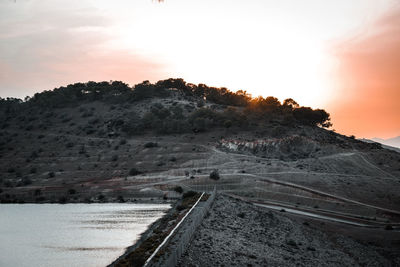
<box><xmin>182</xmin><ymin>190</ymin><xmax>197</xmax><ymax>199</ymax></box>
<box><xmin>34</xmin><ymin>189</ymin><xmax>42</xmax><ymax>196</ymax></box>
<box><xmin>111</xmin><ymin>155</ymin><xmax>118</xmax><ymax>161</ymax></box>
<box><xmin>385</xmin><ymin>225</ymin><xmax>393</xmax><ymax>230</ymax></box>
<box><xmin>238</xmin><ymin>212</ymin><xmax>245</xmax><ymax>218</ymax></box>
<box><xmin>35</xmin><ymin>196</ymin><xmax>46</xmax><ymax>202</ymax></box>
<box><xmin>129</xmin><ymin>168</ymin><xmax>142</xmax><ymax>176</ymax></box>
<box><xmin>58</xmin><ymin>196</ymin><xmax>68</xmax><ymax>204</ymax></box>
<box><xmin>79</xmin><ymin>145</ymin><xmax>86</xmax><ymax>154</ymax></box>
<box><xmin>66</xmin><ymin>142</ymin><xmax>74</xmax><ymax>148</ymax></box>
<box><xmin>144</xmin><ymin>142</ymin><xmax>158</xmax><ymax>148</ymax></box>
<box><xmin>173</xmin><ymin>186</ymin><xmax>183</xmax><ymax>194</ymax></box>
<box><xmin>30</xmin><ymin>167</ymin><xmax>37</xmax><ymax>174</ymax></box>
<box><xmin>68</xmin><ymin>189</ymin><xmax>76</xmax><ymax>195</ymax></box>
<box><xmin>48</xmin><ymin>172</ymin><xmax>55</xmax><ymax>178</ymax></box>
<box><xmin>224</xmin><ymin>120</ymin><xmax>232</xmax><ymax>128</ymax></box>
<box><xmin>209</xmin><ymin>169</ymin><xmax>220</xmax><ymax>180</ymax></box>
<box><xmin>22</xmin><ymin>178</ymin><xmax>32</xmax><ymax>186</ymax></box>
<box><xmin>117</xmin><ymin>195</ymin><xmax>125</xmax><ymax>203</ymax></box>
<box><xmin>176</xmin><ymin>204</ymin><xmax>186</xmax><ymax>211</ymax></box>
<box><xmin>286</xmin><ymin>239</ymin><xmax>298</xmax><ymax>247</ymax></box>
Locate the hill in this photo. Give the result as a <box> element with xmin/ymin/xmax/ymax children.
<box><xmin>1</xmin><ymin>78</ymin><xmax>400</xmax><ymax>265</ymax></box>
<box><xmin>0</xmin><ymin>78</ymin><xmax>398</xmax><ymax>205</ymax></box>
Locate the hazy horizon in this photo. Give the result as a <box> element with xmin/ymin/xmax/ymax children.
<box><xmin>0</xmin><ymin>0</ymin><xmax>399</xmax><ymax>139</ymax></box>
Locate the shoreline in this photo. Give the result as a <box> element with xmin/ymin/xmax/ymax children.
<box><xmin>108</xmin><ymin>200</ymin><xmax>178</xmax><ymax>267</ymax></box>
<box><xmin>0</xmin><ymin>197</ymin><xmax>175</xmax><ymax>204</ymax></box>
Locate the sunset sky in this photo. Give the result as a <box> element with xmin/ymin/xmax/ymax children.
<box><xmin>0</xmin><ymin>0</ymin><xmax>399</xmax><ymax>139</ymax></box>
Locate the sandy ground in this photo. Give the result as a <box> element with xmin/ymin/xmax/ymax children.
<box><xmin>178</xmin><ymin>194</ymin><xmax>400</xmax><ymax>267</ymax></box>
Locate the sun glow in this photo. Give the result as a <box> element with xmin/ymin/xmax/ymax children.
<box><xmin>92</xmin><ymin>0</ymin><xmax>389</xmax><ymax>107</ymax></box>
<box><xmin>0</xmin><ymin>0</ymin><xmax>397</xmax><ymax>137</ymax></box>
<box><xmin>101</xmin><ymin>1</ymin><xmax>334</xmax><ymax>106</ymax></box>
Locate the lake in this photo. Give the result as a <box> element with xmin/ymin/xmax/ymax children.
<box><xmin>0</xmin><ymin>203</ymin><xmax>170</xmax><ymax>267</ymax></box>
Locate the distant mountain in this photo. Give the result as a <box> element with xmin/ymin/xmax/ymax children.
<box><xmin>371</xmin><ymin>136</ymin><xmax>400</xmax><ymax>149</ymax></box>
<box><xmin>361</xmin><ymin>137</ymin><xmax>400</xmax><ymax>153</ymax></box>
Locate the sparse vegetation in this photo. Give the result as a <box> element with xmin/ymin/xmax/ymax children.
<box><xmin>144</xmin><ymin>142</ymin><xmax>158</xmax><ymax>148</ymax></box>
<box><xmin>237</xmin><ymin>212</ymin><xmax>245</xmax><ymax>218</ymax></box>
<box><xmin>58</xmin><ymin>196</ymin><xmax>67</xmax><ymax>204</ymax></box>
<box><xmin>173</xmin><ymin>186</ymin><xmax>183</xmax><ymax>194</ymax></box>
<box><xmin>129</xmin><ymin>168</ymin><xmax>142</xmax><ymax>176</ymax></box>
<box><xmin>68</xmin><ymin>189</ymin><xmax>76</xmax><ymax>195</ymax></box>
<box><xmin>209</xmin><ymin>169</ymin><xmax>220</xmax><ymax>180</ymax></box>
<box><xmin>182</xmin><ymin>190</ymin><xmax>198</xmax><ymax>199</ymax></box>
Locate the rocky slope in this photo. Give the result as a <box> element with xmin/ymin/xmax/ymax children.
<box><xmin>179</xmin><ymin>194</ymin><xmax>400</xmax><ymax>267</ymax></box>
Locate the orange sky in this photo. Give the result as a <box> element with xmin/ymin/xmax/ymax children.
<box><xmin>0</xmin><ymin>0</ymin><xmax>399</xmax><ymax>139</ymax></box>
<box><xmin>329</xmin><ymin>6</ymin><xmax>400</xmax><ymax>138</ymax></box>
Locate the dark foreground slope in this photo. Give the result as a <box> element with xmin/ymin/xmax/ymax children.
<box><xmin>179</xmin><ymin>194</ymin><xmax>400</xmax><ymax>267</ymax></box>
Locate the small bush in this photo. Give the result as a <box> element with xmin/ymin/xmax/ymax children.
<box><xmin>111</xmin><ymin>155</ymin><xmax>118</xmax><ymax>161</ymax></box>
<box><xmin>35</xmin><ymin>196</ymin><xmax>46</xmax><ymax>202</ymax></box>
<box><xmin>98</xmin><ymin>194</ymin><xmax>106</xmax><ymax>202</ymax></box>
<box><xmin>117</xmin><ymin>195</ymin><xmax>125</xmax><ymax>203</ymax></box>
<box><xmin>182</xmin><ymin>190</ymin><xmax>197</xmax><ymax>199</ymax></box>
<box><xmin>238</xmin><ymin>212</ymin><xmax>245</xmax><ymax>218</ymax></box>
<box><xmin>129</xmin><ymin>168</ymin><xmax>142</xmax><ymax>176</ymax></box>
<box><xmin>286</xmin><ymin>239</ymin><xmax>298</xmax><ymax>247</ymax></box>
<box><xmin>22</xmin><ymin>178</ymin><xmax>32</xmax><ymax>186</ymax></box>
<box><xmin>58</xmin><ymin>196</ymin><xmax>68</xmax><ymax>204</ymax></box>
<box><xmin>34</xmin><ymin>189</ymin><xmax>42</xmax><ymax>196</ymax></box>
<box><xmin>209</xmin><ymin>169</ymin><xmax>220</xmax><ymax>180</ymax></box>
<box><xmin>68</xmin><ymin>189</ymin><xmax>76</xmax><ymax>195</ymax></box>
<box><xmin>48</xmin><ymin>172</ymin><xmax>55</xmax><ymax>178</ymax></box>
<box><xmin>173</xmin><ymin>186</ymin><xmax>183</xmax><ymax>194</ymax></box>
<box><xmin>30</xmin><ymin>167</ymin><xmax>37</xmax><ymax>174</ymax></box>
<box><xmin>176</xmin><ymin>204</ymin><xmax>186</xmax><ymax>211</ymax></box>
<box><xmin>385</xmin><ymin>225</ymin><xmax>393</xmax><ymax>230</ymax></box>
<box><xmin>144</xmin><ymin>142</ymin><xmax>158</xmax><ymax>148</ymax></box>
<box><xmin>66</xmin><ymin>142</ymin><xmax>74</xmax><ymax>148</ymax></box>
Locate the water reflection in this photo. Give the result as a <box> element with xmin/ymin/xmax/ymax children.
<box><xmin>0</xmin><ymin>203</ymin><xmax>170</xmax><ymax>267</ymax></box>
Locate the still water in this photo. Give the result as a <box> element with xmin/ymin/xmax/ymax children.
<box><xmin>0</xmin><ymin>203</ymin><xmax>170</xmax><ymax>267</ymax></box>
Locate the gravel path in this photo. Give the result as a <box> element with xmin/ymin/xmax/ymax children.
<box><xmin>178</xmin><ymin>194</ymin><xmax>399</xmax><ymax>267</ymax></box>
